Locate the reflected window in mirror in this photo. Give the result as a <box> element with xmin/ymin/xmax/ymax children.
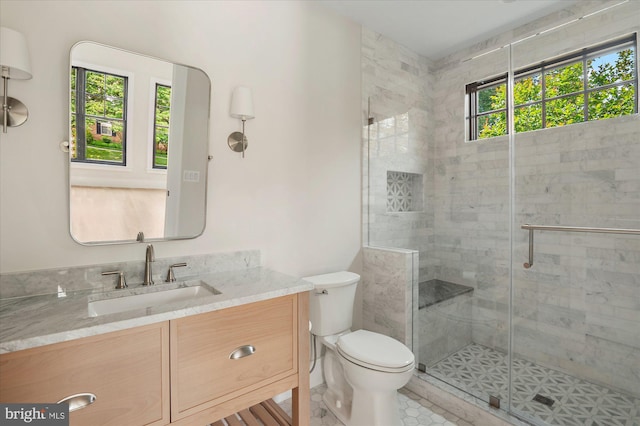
<box><xmin>69</xmin><ymin>41</ymin><xmax>210</xmax><ymax>245</ymax></box>
<box><xmin>70</xmin><ymin>67</ymin><xmax>128</xmax><ymax>165</ymax></box>
<box><xmin>153</xmin><ymin>83</ymin><xmax>171</xmax><ymax>169</ymax></box>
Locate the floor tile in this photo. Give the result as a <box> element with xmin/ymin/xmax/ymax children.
<box><xmin>280</xmin><ymin>384</ymin><xmax>469</xmax><ymax>426</ymax></box>
<box><xmin>428</xmin><ymin>343</ymin><xmax>640</xmax><ymax>426</ymax></box>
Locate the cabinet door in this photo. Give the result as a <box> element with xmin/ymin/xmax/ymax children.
<box><xmin>0</xmin><ymin>322</ymin><xmax>170</xmax><ymax>426</ymax></box>
<box><xmin>171</xmin><ymin>294</ymin><xmax>297</xmax><ymax>420</ymax></box>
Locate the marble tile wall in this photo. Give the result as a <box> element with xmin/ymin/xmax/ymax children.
<box><xmin>361</xmin><ymin>246</ymin><xmax>417</xmax><ymax>349</ymax></box>
<box><xmin>430</xmin><ymin>0</ymin><xmax>640</xmax><ymax>397</ymax></box>
<box><xmin>362</xmin><ymin>27</ymin><xmax>437</xmax><ymax>282</ymax></box>
<box><xmin>0</xmin><ymin>250</ymin><xmax>261</xmax><ymax>299</ymax></box>
<box><xmin>510</xmin><ymin>115</ymin><xmax>640</xmax><ymax>396</ymax></box>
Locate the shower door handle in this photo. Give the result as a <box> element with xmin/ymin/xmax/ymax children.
<box><xmin>524</xmin><ymin>228</ymin><xmax>534</xmax><ymax>269</ymax></box>
<box><xmin>521</xmin><ymin>224</ymin><xmax>640</xmax><ymax>269</ymax></box>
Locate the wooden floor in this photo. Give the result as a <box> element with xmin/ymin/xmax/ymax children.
<box><xmin>211</xmin><ymin>399</ymin><xmax>292</xmax><ymax>426</ymax></box>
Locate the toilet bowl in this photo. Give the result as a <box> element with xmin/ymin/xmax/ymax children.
<box><xmin>318</xmin><ymin>333</ymin><xmax>353</xmax><ymax>423</ymax></box>
<box><xmin>337</xmin><ymin>329</ymin><xmax>414</xmax><ymax>426</ymax></box>
<box><xmin>305</xmin><ymin>271</ymin><xmax>415</xmax><ymax>426</ymax></box>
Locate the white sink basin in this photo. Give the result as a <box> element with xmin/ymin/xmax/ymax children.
<box><xmin>88</xmin><ymin>282</ymin><xmax>220</xmax><ymax>317</ymax></box>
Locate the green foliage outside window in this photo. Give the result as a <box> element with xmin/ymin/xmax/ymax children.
<box><xmin>473</xmin><ymin>40</ymin><xmax>637</xmax><ymax>140</ymax></box>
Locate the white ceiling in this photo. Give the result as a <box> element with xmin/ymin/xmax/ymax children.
<box><xmin>317</xmin><ymin>0</ymin><xmax>578</xmax><ymax>60</ymax></box>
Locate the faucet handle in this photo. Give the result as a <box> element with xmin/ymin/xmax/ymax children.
<box><xmin>165</xmin><ymin>263</ymin><xmax>187</xmax><ymax>283</ymax></box>
<box><xmin>102</xmin><ymin>271</ymin><xmax>127</xmax><ymax>289</ymax></box>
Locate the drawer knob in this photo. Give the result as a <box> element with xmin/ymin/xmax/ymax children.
<box><xmin>57</xmin><ymin>393</ymin><xmax>97</xmax><ymax>412</ymax></box>
<box><xmin>229</xmin><ymin>345</ymin><xmax>256</xmax><ymax>360</ymax></box>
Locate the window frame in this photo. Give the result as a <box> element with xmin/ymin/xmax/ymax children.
<box><xmin>71</xmin><ymin>66</ymin><xmax>129</xmax><ymax>166</ymax></box>
<box><xmin>466</xmin><ymin>33</ymin><xmax>638</xmax><ymax>141</ymax></box>
<box><xmin>466</xmin><ymin>74</ymin><xmax>509</xmax><ymax>141</ymax></box>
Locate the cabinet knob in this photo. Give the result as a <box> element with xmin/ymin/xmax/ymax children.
<box><xmin>57</xmin><ymin>393</ymin><xmax>97</xmax><ymax>412</ymax></box>
<box><xmin>229</xmin><ymin>345</ymin><xmax>256</xmax><ymax>360</ymax></box>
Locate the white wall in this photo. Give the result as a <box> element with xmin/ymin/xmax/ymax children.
<box><xmin>0</xmin><ymin>1</ymin><xmax>362</xmax><ymax>281</ymax></box>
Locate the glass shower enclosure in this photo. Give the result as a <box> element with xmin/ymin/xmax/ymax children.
<box><xmin>363</xmin><ymin>2</ymin><xmax>640</xmax><ymax>425</ymax></box>
<box><xmin>509</xmin><ymin>4</ymin><xmax>640</xmax><ymax>423</ymax></box>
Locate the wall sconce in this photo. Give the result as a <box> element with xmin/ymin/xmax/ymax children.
<box><xmin>1</xmin><ymin>27</ymin><xmax>32</xmax><ymax>133</ymax></box>
<box><xmin>227</xmin><ymin>86</ymin><xmax>254</xmax><ymax>158</ymax></box>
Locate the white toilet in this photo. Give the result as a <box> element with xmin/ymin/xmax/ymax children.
<box><xmin>305</xmin><ymin>271</ymin><xmax>415</xmax><ymax>426</ymax></box>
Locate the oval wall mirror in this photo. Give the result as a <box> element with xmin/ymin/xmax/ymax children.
<box><xmin>68</xmin><ymin>41</ymin><xmax>211</xmax><ymax>245</ymax></box>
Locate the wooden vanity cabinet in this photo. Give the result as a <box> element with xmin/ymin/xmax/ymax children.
<box><xmin>170</xmin><ymin>293</ymin><xmax>309</xmax><ymax>425</ymax></box>
<box><xmin>0</xmin><ymin>292</ymin><xmax>309</xmax><ymax>426</ymax></box>
<box><xmin>0</xmin><ymin>322</ymin><xmax>170</xmax><ymax>426</ymax></box>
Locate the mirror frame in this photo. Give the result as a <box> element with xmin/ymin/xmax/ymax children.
<box><xmin>67</xmin><ymin>41</ymin><xmax>211</xmax><ymax>246</ymax></box>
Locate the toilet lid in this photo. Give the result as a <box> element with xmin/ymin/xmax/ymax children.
<box><xmin>336</xmin><ymin>330</ymin><xmax>414</xmax><ymax>372</ymax></box>
<box><xmin>303</xmin><ymin>271</ymin><xmax>360</xmax><ymax>288</ymax></box>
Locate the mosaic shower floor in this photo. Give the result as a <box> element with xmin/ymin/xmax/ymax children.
<box><xmin>428</xmin><ymin>343</ymin><xmax>640</xmax><ymax>426</ymax></box>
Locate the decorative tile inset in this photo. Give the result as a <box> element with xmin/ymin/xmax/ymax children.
<box><xmin>387</xmin><ymin>171</ymin><xmax>423</xmax><ymax>212</ymax></box>
<box><xmin>428</xmin><ymin>343</ymin><xmax>640</xmax><ymax>426</ymax></box>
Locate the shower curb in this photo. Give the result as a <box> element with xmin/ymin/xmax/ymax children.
<box><xmin>406</xmin><ymin>373</ymin><xmax>532</xmax><ymax>426</ymax></box>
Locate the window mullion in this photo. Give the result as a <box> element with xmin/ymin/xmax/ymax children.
<box><xmin>633</xmin><ymin>42</ymin><xmax>640</xmax><ymax>114</ymax></box>
<box><xmin>541</xmin><ymin>66</ymin><xmax>547</xmax><ymax>129</ymax></box>
<box><xmin>470</xmin><ymin>91</ymin><xmax>477</xmax><ymax>140</ymax></box>
<box><xmin>76</xmin><ymin>67</ymin><xmax>87</xmax><ymax>162</ymax></box>
<box><xmin>122</xmin><ymin>77</ymin><xmax>128</xmax><ymax>166</ymax></box>
<box><xmin>583</xmin><ymin>55</ymin><xmax>588</xmax><ymax>122</ymax></box>
<box><xmin>506</xmin><ymin>83</ymin><xmax>510</xmax><ymax>135</ymax></box>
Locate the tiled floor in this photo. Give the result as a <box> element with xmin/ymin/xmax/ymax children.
<box><xmin>429</xmin><ymin>343</ymin><xmax>640</xmax><ymax>426</ymax></box>
<box><xmin>280</xmin><ymin>384</ymin><xmax>474</xmax><ymax>426</ymax></box>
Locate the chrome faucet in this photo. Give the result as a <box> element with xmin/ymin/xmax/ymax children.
<box><xmin>143</xmin><ymin>244</ymin><xmax>155</xmax><ymax>285</ymax></box>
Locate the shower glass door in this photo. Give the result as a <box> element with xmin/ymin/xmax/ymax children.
<box><xmin>412</xmin><ymin>40</ymin><xmax>512</xmax><ymax>412</ymax></box>
<box><xmin>510</xmin><ymin>2</ymin><xmax>640</xmax><ymax>424</ymax></box>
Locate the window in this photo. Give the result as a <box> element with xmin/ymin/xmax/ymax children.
<box><xmin>466</xmin><ymin>34</ymin><xmax>638</xmax><ymax>141</ymax></box>
<box><xmin>71</xmin><ymin>67</ymin><xmax>128</xmax><ymax>165</ymax></box>
<box><xmin>153</xmin><ymin>84</ymin><xmax>171</xmax><ymax>169</ymax></box>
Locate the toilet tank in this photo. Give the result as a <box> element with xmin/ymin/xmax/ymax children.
<box><xmin>304</xmin><ymin>271</ymin><xmax>360</xmax><ymax>337</ymax></box>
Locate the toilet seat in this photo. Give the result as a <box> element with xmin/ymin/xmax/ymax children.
<box><xmin>336</xmin><ymin>330</ymin><xmax>415</xmax><ymax>373</ymax></box>
<box><xmin>304</xmin><ymin>271</ymin><xmax>360</xmax><ymax>287</ymax></box>
<box><xmin>319</xmin><ymin>331</ymin><xmax>350</xmax><ymax>351</ymax></box>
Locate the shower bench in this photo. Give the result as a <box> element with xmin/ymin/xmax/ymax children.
<box><xmin>417</xmin><ymin>279</ymin><xmax>474</xmax><ymax>371</ymax></box>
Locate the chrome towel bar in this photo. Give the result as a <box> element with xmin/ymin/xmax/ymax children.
<box><xmin>521</xmin><ymin>224</ymin><xmax>640</xmax><ymax>269</ymax></box>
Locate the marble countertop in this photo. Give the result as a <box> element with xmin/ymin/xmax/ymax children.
<box><xmin>0</xmin><ymin>267</ymin><xmax>313</xmax><ymax>354</ymax></box>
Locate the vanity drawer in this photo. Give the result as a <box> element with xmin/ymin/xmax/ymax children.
<box><xmin>0</xmin><ymin>322</ymin><xmax>170</xmax><ymax>426</ymax></box>
<box><xmin>170</xmin><ymin>294</ymin><xmax>298</xmax><ymax>419</ymax></box>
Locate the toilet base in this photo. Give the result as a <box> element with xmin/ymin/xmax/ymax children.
<box><xmin>322</xmin><ymin>387</ymin><xmax>351</xmax><ymax>426</ymax></box>
<box><xmin>322</xmin><ymin>381</ymin><xmax>403</xmax><ymax>426</ymax></box>
<box><xmin>349</xmin><ymin>389</ymin><xmax>401</xmax><ymax>426</ymax></box>
<box><xmin>339</xmin><ymin>352</ymin><xmax>414</xmax><ymax>426</ymax></box>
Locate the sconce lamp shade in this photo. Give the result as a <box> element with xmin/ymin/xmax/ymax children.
<box><xmin>229</xmin><ymin>86</ymin><xmax>254</xmax><ymax>120</ymax></box>
<box><xmin>0</xmin><ymin>27</ymin><xmax>32</xmax><ymax>80</ymax></box>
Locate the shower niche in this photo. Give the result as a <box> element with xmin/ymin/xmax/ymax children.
<box><xmin>386</xmin><ymin>171</ymin><xmax>424</xmax><ymax>213</ymax></box>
